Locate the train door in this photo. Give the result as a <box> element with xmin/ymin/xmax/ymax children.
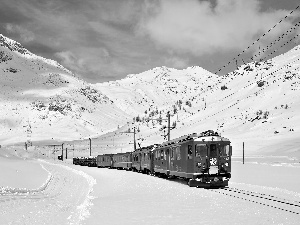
<box><xmin>166</xmin><ymin>148</ymin><xmax>170</xmax><ymax>172</ymax></box>
<box><xmin>110</xmin><ymin>155</ymin><xmax>113</xmax><ymax>168</ymax></box>
<box><xmin>208</xmin><ymin>144</ymin><xmax>218</xmax><ymax>174</ymax></box>
<box><xmin>170</xmin><ymin>147</ymin><xmax>175</xmax><ymax>172</ymax></box>
<box><xmin>187</xmin><ymin>143</ymin><xmax>193</xmax><ymax>174</ymax></box>
<box><xmin>139</xmin><ymin>153</ymin><xmax>142</xmax><ymax>171</ymax></box>
<box><xmin>195</xmin><ymin>143</ymin><xmax>208</xmax><ymax>173</ymax></box>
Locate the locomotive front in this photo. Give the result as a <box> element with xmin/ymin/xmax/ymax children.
<box><xmin>190</xmin><ymin>130</ymin><xmax>232</xmax><ymax>188</ymax></box>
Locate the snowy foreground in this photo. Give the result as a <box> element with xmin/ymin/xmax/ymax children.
<box><xmin>1</xmin><ymin>154</ymin><xmax>300</xmax><ymax>225</ymax></box>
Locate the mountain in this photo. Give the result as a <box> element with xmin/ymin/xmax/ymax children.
<box><xmin>1</xmin><ymin>34</ymin><xmax>300</xmax><ymax>158</ymax></box>
<box><xmin>92</xmin><ymin>46</ymin><xmax>300</xmax><ymax>158</ymax></box>
<box><xmin>0</xmin><ymin>34</ymin><xmax>131</xmax><ymax>144</ymax></box>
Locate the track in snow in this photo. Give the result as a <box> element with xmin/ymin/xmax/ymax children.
<box><xmin>210</xmin><ymin>187</ymin><xmax>300</xmax><ymax>215</ymax></box>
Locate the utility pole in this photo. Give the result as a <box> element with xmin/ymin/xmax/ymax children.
<box><xmin>148</xmin><ymin>111</ymin><xmax>174</xmax><ymax>141</ymax></box>
<box><xmin>61</xmin><ymin>143</ymin><xmax>64</xmax><ymax>161</ymax></box>
<box><xmin>167</xmin><ymin>112</ymin><xmax>171</xmax><ymax>141</ymax></box>
<box><xmin>133</xmin><ymin>127</ymin><xmax>136</xmax><ymax>151</ymax></box>
<box><xmin>89</xmin><ymin>138</ymin><xmax>92</xmax><ymax>156</ymax></box>
<box><xmin>243</xmin><ymin>142</ymin><xmax>245</xmax><ymax>164</ymax></box>
<box><xmin>121</xmin><ymin>127</ymin><xmax>137</xmax><ymax>151</ymax></box>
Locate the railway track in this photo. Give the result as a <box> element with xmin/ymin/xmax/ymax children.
<box><xmin>210</xmin><ymin>187</ymin><xmax>300</xmax><ymax>215</ymax></box>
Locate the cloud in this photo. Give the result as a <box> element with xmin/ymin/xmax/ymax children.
<box><xmin>163</xmin><ymin>56</ymin><xmax>189</xmax><ymax>69</ymax></box>
<box><xmin>2</xmin><ymin>0</ymin><xmax>298</xmax><ymax>82</ymax></box>
<box><xmin>55</xmin><ymin>48</ymin><xmax>109</xmax><ymax>76</ymax></box>
<box><xmin>5</xmin><ymin>23</ymin><xmax>35</xmax><ymax>43</ymax></box>
<box><xmin>55</xmin><ymin>51</ymin><xmax>81</xmax><ymax>72</ymax></box>
<box><xmin>137</xmin><ymin>0</ymin><xmax>297</xmax><ymax>56</ymax></box>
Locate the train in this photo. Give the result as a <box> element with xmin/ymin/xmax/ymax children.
<box><xmin>73</xmin><ymin>130</ymin><xmax>232</xmax><ymax>188</ymax></box>
<box><xmin>73</xmin><ymin>156</ymin><xmax>97</xmax><ymax>167</ymax></box>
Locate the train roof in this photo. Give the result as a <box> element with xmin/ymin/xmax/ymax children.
<box><xmin>160</xmin><ymin>130</ymin><xmax>230</xmax><ymax>147</ymax></box>
<box><xmin>133</xmin><ymin>145</ymin><xmax>158</xmax><ymax>153</ymax></box>
<box><xmin>113</xmin><ymin>152</ymin><xmax>132</xmax><ymax>156</ymax></box>
<box><xmin>194</xmin><ymin>136</ymin><xmax>230</xmax><ymax>142</ymax></box>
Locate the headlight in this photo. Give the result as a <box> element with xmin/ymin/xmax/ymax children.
<box><xmin>197</xmin><ymin>162</ymin><xmax>202</xmax><ymax>167</ymax></box>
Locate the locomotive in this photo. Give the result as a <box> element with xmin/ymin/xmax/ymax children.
<box><xmin>76</xmin><ymin>130</ymin><xmax>232</xmax><ymax>188</ymax></box>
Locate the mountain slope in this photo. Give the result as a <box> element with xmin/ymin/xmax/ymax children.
<box><xmin>0</xmin><ymin>34</ymin><xmax>131</xmax><ymax>144</ymax></box>
<box><xmin>89</xmin><ymin>45</ymin><xmax>300</xmax><ymax>158</ymax></box>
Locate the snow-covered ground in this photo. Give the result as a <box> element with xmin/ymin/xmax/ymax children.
<box><xmin>1</xmin><ymin>147</ymin><xmax>299</xmax><ymax>225</ymax></box>
<box><xmin>0</xmin><ymin>148</ymin><xmax>96</xmax><ymax>225</ymax></box>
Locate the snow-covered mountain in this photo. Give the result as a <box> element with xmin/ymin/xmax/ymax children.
<box><xmin>0</xmin><ymin>34</ymin><xmax>131</xmax><ymax>144</ymax></box>
<box><xmin>91</xmin><ymin>47</ymin><xmax>300</xmax><ymax>158</ymax></box>
<box><xmin>1</xmin><ymin>34</ymin><xmax>300</xmax><ymax>158</ymax></box>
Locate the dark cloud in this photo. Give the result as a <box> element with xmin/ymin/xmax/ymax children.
<box><xmin>0</xmin><ymin>2</ymin><xmax>32</xmax><ymax>23</ymax></box>
<box><xmin>138</xmin><ymin>0</ymin><xmax>296</xmax><ymax>56</ymax></box>
<box><xmin>0</xmin><ymin>0</ymin><xmax>299</xmax><ymax>82</ymax></box>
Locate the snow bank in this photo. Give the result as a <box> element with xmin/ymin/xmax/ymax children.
<box><xmin>0</xmin><ymin>158</ymin><xmax>96</xmax><ymax>225</ymax></box>
<box><xmin>0</xmin><ymin>155</ymin><xmax>49</xmax><ymax>189</ymax></box>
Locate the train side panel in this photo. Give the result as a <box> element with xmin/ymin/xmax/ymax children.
<box><xmin>132</xmin><ymin>151</ymin><xmax>141</xmax><ymax>172</ymax></box>
<box><xmin>97</xmin><ymin>154</ymin><xmax>113</xmax><ymax>168</ymax></box>
<box><xmin>140</xmin><ymin>148</ymin><xmax>153</xmax><ymax>174</ymax></box>
<box><xmin>169</xmin><ymin>140</ymin><xmax>193</xmax><ymax>179</ymax></box>
<box><xmin>153</xmin><ymin>146</ymin><xmax>169</xmax><ymax>176</ymax></box>
<box><xmin>113</xmin><ymin>152</ymin><xmax>132</xmax><ymax>170</ymax></box>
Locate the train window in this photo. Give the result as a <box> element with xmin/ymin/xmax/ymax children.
<box><xmin>225</xmin><ymin>145</ymin><xmax>230</xmax><ymax>156</ymax></box>
<box><xmin>170</xmin><ymin>148</ymin><xmax>174</xmax><ymax>160</ymax></box>
<box><xmin>210</xmin><ymin>144</ymin><xmax>217</xmax><ymax>157</ymax></box>
<box><xmin>161</xmin><ymin>150</ymin><xmax>164</xmax><ymax>160</ymax></box>
<box><xmin>187</xmin><ymin>145</ymin><xmax>192</xmax><ymax>159</ymax></box>
<box><xmin>164</xmin><ymin>149</ymin><xmax>168</xmax><ymax>160</ymax></box>
<box><xmin>218</xmin><ymin>145</ymin><xmax>230</xmax><ymax>156</ymax></box>
<box><xmin>176</xmin><ymin>146</ymin><xmax>181</xmax><ymax>160</ymax></box>
<box><xmin>195</xmin><ymin>144</ymin><xmax>207</xmax><ymax>157</ymax></box>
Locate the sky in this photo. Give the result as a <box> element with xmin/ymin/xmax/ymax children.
<box><xmin>0</xmin><ymin>0</ymin><xmax>300</xmax><ymax>83</ymax></box>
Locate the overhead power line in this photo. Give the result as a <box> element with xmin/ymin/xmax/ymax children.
<box><xmin>215</xmin><ymin>5</ymin><xmax>300</xmax><ymax>74</ymax></box>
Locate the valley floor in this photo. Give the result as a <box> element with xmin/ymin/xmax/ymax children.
<box><xmin>0</xmin><ymin>153</ymin><xmax>300</xmax><ymax>225</ymax></box>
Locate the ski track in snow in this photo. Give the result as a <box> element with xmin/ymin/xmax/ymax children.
<box><xmin>0</xmin><ymin>160</ymin><xmax>96</xmax><ymax>225</ymax></box>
